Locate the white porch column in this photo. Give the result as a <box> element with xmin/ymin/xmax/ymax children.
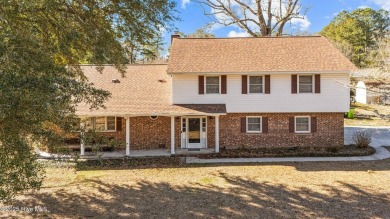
<box><xmin>171</xmin><ymin>116</ymin><xmax>175</xmax><ymax>155</ymax></box>
<box><xmin>125</xmin><ymin>117</ymin><xmax>130</xmax><ymax>156</ymax></box>
<box><xmin>80</xmin><ymin>122</ymin><xmax>85</xmax><ymax>156</ymax></box>
<box><xmin>215</xmin><ymin>115</ymin><xmax>220</xmax><ymax>153</ymax></box>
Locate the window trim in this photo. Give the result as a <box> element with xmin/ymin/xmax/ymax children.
<box><xmin>247</xmin><ymin>75</ymin><xmax>264</xmax><ymax>94</ymax></box>
<box><xmin>294</xmin><ymin>116</ymin><xmax>311</xmax><ymax>133</ymax></box>
<box><xmin>84</xmin><ymin>116</ymin><xmax>117</xmax><ymax>132</ymax></box>
<box><xmin>297</xmin><ymin>74</ymin><xmax>314</xmax><ymax>94</ymax></box>
<box><xmin>204</xmin><ymin>75</ymin><xmax>221</xmax><ymax>94</ymax></box>
<box><xmin>105</xmin><ymin>116</ymin><xmax>116</xmax><ymax>132</ymax></box>
<box><xmin>246</xmin><ymin>116</ymin><xmax>262</xmax><ymax>133</ymax></box>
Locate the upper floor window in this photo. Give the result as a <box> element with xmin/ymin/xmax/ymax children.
<box><xmin>298</xmin><ymin>75</ymin><xmax>313</xmax><ymax>93</ymax></box>
<box><xmin>246</xmin><ymin>116</ymin><xmax>262</xmax><ymax>133</ymax></box>
<box><xmin>248</xmin><ymin>76</ymin><xmax>263</xmax><ymax>93</ymax></box>
<box><xmin>205</xmin><ymin>76</ymin><xmax>220</xmax><ymax>94</ymax></box>
<box><xmin>295</xmin><ymin>116</ymin><xmax>310</xmax><ymax>133</ymax></box>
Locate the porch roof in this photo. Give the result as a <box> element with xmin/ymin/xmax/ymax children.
<box><xmin>76</xmin><ymin>65</ymin><xmax>226</xmax><ymax>117</ymax></box>
<box><xmin>76</xmin><ymin>104</ymin><xmax>226</xmax><ymax>117</ymax></box>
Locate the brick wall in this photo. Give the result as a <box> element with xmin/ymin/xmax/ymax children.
<box><xmin>127</xmin><ymin>116</ymin><xmax>215</xmax><ymax>149</ymax></box>
<box><xmin>219</xmin><ymin>113</ymin><xmax>344</xmax><ymax>149</ymax></box>
<box><xmin>98</xmin><ymin>113</ymin><xmax>343</xmax><ymax>150</ymax></box>
<box><xmin>105</xmin><ymin>116</ymin><xmax>181</xmax><ymax>150</ymax></box>
<box><xmin>127</xmin><ymin>116</ymin><xmax>170</xmax><ymax>150</ymax></box>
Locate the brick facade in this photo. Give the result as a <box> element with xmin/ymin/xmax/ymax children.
<box><xmin>219</xmin><ymin>113</ymin><xmax>344</xmax><ymax>149</ymax></box>
<box><xmin>97</xmin><ymin>116</ymin><xmax>179</xmax><ymax>150</ymax></box>
<box><xmin>98</xmin><ymin>113</ymin><xmax>343</xmax><ymax>150</ymax></box>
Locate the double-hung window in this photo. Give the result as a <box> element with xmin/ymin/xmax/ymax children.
<box><xmin>205</xmin><ymin>76</ymin><xmax>220</xmax><ymax>94</ymax></box>
<box><xmin>248</xmin><ymin>76</ymin><xmax>263</xmax><ymax>93</ymax></box>
<box><xmin>246</xmin><ymin>116</ymin><xmax>262</xmax><ymax>133</ymax></box>
<box><xmin>298</xmin><ymin>75</ymin><xmax>313</xmax><ymax>93</ymax></box>
<box><xmin>106</xmin><ymin>117</ymin><xmax>116</xmax><ymax>131</ymax></box>
<box><xmin>83</xmin><ymin>117</ymin><xmax>116</xmax><ymax>132</ymax></box>
<box><xmin>295</xmin><ymin>116</ymin><xmax>310</xmax><ymax>133</ymax></box>
<box><xmin>95</xmin><ymin>117</ymin><xmax>106</xmax><ymax>131</ymax></box>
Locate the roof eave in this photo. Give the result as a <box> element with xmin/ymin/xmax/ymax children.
<box><xmin>167</xmin><ymin>70</ymin><xmax>355</xmax><ymax>75</ymax></box>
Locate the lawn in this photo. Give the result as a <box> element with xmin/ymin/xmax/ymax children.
<box><xmin>345</xmin><ymin>103</ymin><xmax>390</xmax><ymax>126</ymax></box>
<box><xmin>2</xmin><ymin>157</ymin><xmax>390</xmax><ymax>219</ymax></box>
<box><xmin>344</xmin><ymin>117</ymin><xmax>390</xmax><ymax>126</ymax></box>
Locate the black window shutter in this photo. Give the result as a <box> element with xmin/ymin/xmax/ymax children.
<box><xmin>221</xmin><ymin>75</ymin><xmax>227</xmax><ymax>94</ymax></box>
<box><xmin>241</xmin><ymin>117</ymin><xmax>246</xmax><ymax>133</ymax></box>
<box><xmin>265</xmin><ymin>75</ymin><xmax>270</xmax><ymax>94</ymax></box>
<box><xmin>242</xmin><ymin>75</ymin><xmax>247</xmax><ymax>94</ymax></box>
<box><xmin>311</xmin><ymin>117</ymin><xmax>317</xmax><ymax>132</ymax></box>
<box><xmin>291</xmin><ymin>75</ymin><xmax>297</xmax><ymax>94</ymax></box>
<box><xmin>262</xmin><ymin>117</ymin><xmax>268</xmax><ymax>133</ymax></box>
<box><xmin>116</xmin><ymin>117</ymin><xmax>122</xmax><ymax>131</ymax></box>
<box><xmin>199</xmin><ymin>76</ymin><xmax>204</xmax><ymax>94</ymax></box>
<box><xmin>289</xmin><ymin>117</ymin><xmax>295</xmax><ymax>133</ymax></box>
<box><xmin>315</xmin><ymin>74</ymin><xmax>321</xmax><ymax>93</ymax></box>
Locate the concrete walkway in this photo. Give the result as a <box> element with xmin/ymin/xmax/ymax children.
<box><xmin>186</xmin><ymin>147</ymin><xmax>390</xmax><ymax>164</ymax></box>
<box><xmin>186</xmin><ymin>126</ymin><xmax>390</xmax><ymax>164</ymax></box>
<box><xmin>344</xmin><ymin>126</ymin><xmax>390</xmax><ymax>148</ymax></box>
<box><xmin>38</xmin><ymin>126</ymin><xmax>390</xmax><ymax>163</ymax></box>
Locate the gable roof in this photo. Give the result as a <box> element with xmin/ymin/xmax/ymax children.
<box><xmin>76</xmin><ymin>65</ymin><xmax>226</xmax><ymax>116</ymax></box>
<box><xmin>167</xmin><ymin>36</ymin><xmax>357</xmax><ymax>74</ymax></box>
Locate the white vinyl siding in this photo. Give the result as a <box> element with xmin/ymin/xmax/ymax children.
<box><xmin>248</xmin><ymin>76</ymin><xmax>263</xmax><ymax>93</ymax></box>
<box><xmin>172</xmin><ymin>73</ymin><xmax>350</xmax><ymax>113</ymax></box>
<box><xmin>205</xmin><ymin>76</ymin><xmax>220</xmax><ymax>94</ymax></box>
<box><xmin>246</xmin><ymin>116</ymin><xmax>262</xmax><ymax>133</ymax></box>
<box><xmin>295</xmin><ymin>116</ymin><xmax>311</xmax><ymax>133</ymax></box>
<box><xmin>298</xmin><ymin>75</ymin><xmax>313</xmax><ymax>93</ymax></box>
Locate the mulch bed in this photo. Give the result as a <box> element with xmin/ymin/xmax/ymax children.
<box><xmin>196</xmin><ymin>145</ymin><xmax>376</xmax><ymax>159</ymax></box>
<box><xmin>75</xmin><ymin>146</ymin><xmax>376</xmax><ymax>169</ymax></box>
<box><xmin>76</xmin><ymin>157</ymin><xmax>186</xmax><ymax>170</ymax></box>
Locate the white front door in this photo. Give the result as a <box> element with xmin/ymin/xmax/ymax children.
<box><xmin>181</xmin><ymin>117</ymin><xmax>207</xmax><ymax>149</ymax></box>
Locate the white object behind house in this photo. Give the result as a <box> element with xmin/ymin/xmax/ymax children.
<box><xmin>355</xmin><ymin>81</ymin><xmax>367</xmax><ymax>104</ymax></box>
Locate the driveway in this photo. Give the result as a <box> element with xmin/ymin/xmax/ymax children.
<box><xmin>345</xmin><ymin>126</ymin><xmax>390</xmax><ymax>148</ymax></box>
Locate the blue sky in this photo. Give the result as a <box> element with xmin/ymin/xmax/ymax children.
<box><xmin>161</xmin><ymin>0</ymin><xmax>390</xmax><ymax>52</ymax></box>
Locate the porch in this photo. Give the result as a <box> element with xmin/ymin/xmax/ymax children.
<box><xmin>77</xmin><ymin>104</ymin><xmax>226</xmax><ymax>157</ymax></box>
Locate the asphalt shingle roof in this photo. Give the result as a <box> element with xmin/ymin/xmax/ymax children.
<box><xmin>76</xmin><ymin>65</ymin><xmax>226</xmax><ymax>116</ymax></box>
<box><xmin>167</xmin><ymin>36</ymin><xmax>357</xmax><ymax>74</ymax></box>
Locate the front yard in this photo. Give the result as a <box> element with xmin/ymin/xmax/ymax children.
<box><xmin>2</xmin><ymin>156</ymin><xmax>390</xmax><ymax>218</ymax></box>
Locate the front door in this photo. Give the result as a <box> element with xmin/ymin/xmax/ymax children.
<box><xmin>181</xmin><ymin>117</ymin><xmax>207</xmax><ymax>149</ymax></box>
<box><xmin>188</xmin><ymin>118</ymin><xmax>201</xmax><ymax>148</ymax></box>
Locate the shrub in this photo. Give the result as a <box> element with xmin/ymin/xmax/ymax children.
<box><xmin>326</xmin><ymin>146</ymin><xmax>342</xmax><ymax>153</ymax></box>
<box><xmin>352</xmin><ymin>130</ymin><xmax>372</xmax><ymax>148</ymax></box>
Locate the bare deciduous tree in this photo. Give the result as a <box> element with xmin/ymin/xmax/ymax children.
<box><xmin>194</xmin><ymin>0</ymin><xmax>307</xmax><ymax>36</ymax></box>
<box><xmin>375</xmin><ymin>33</ymin><xmax>390</xmax><ymax>73</ymax></box>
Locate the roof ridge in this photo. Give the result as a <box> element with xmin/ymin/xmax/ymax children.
<box><xmin>79</xmin><ymin>64</ymin><xmax>168</xmax><ymax>66</ymax></box>
<box><xmin>175</xmin><ymin>36</ymin><xmax>322</xmax><ymax>40</ymax></box>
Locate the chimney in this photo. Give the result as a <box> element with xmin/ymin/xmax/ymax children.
<box><xmin>171</xmin><ymin>31</ymin><xmax>181</xmax><ymax>44</ymax></box>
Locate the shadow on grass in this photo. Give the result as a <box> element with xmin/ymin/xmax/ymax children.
<box><xmin>73</xmin><ymin>154</ymin><xmax>390</xmax><ymax>172</ymax></box>
<box><xmin>5</xmin><ymin>173</ymin><xmax>390</xmax><ymax>218</ymax></box>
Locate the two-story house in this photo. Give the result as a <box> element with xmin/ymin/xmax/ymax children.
<box><xmin>76</xmin><ymin>35</ymin><xmax>357</xmax><ymax>156</ymax></box>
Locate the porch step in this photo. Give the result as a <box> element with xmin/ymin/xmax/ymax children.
<box><xmin>188</xmin><ymin>148</ymin><xmax>201</xmax><ymax>152</ymax></box>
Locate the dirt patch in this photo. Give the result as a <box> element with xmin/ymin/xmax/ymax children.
<box><xmin>195</xmin><ymin>145</ymin><xmax>375</xmax><ymax>159</ymax></box>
